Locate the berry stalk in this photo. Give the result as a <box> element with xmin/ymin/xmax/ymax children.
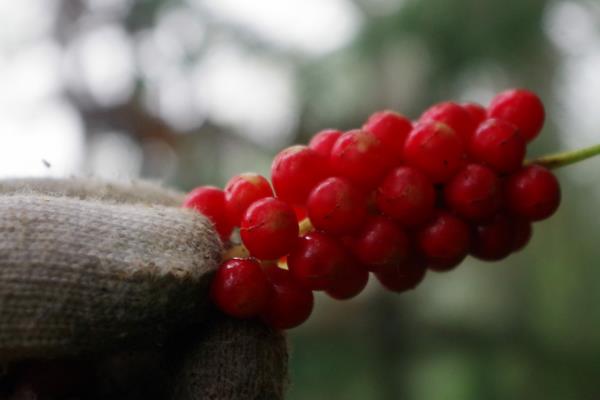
<box><xmin>298</xmin><ymin>218</ymin><xmax>314</xmax><ymax>235</ymax></box>
<box><xmin>223</xmin><ymin>243</ymin><xmax>250</xmax><ymax>260</ymax></box>
<box><xmin>528</xmin><ymin>143</ymin><xmax>600</xmax><ymax>169</ymax></box>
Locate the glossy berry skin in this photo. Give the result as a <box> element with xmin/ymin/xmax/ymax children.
<box><xmin>469</xmin><ymin>118</ymin><xmax>526</xmax><ymax>174</ymax></box>
<box><xmin>505</xmin><ymin>165</ymin><xmax>561</xmax><ymax>221</ymax></box>
<box><xmin>420</xmin><ymin>101</ymin><xmax>476</xmax><ymax>142</ymax></box>
<box><xmin>307</xmin><ymin>177</ymin><xmax>367</xmax><ymax>235</ymax></box>
<box><xmin>240</xmin><ymin>198</ymin><xmax>299</xmax><ymax>260</ymax></box>
<box><xmin>462</xmin><ymin>102</ymin><xmax>487</xmax><ymax>127</ymax></box>
<box><xmin>488</xmin><ymin>88</ymin><xmax>545</xmax><ymax>143</ymax></box>
<box><xmin>363</xmin><ymin>110</ymin><xmax>412</xmax><ymax>160</ymax></box>
<box><xmin>376</xmin><ymin>166</ymin><xmax>436</xmax><ymax>227</ymax></box>
<box><xmin>271</xmin><ymin>145</ymin><xmax>329</xmax><ymax>206</ymax></box>
<box><xmin>417</xmin><ymin>211</ymin><xmax>471</xmax><ymax>272</ymax></box>
<box><xmin>444</xmin><ymin>164</ymin><xmax>502</xmax><ymax>221</ymax></box>
<box><xmin>404</xmin><ymin>121</ymin><xmax>466</xmax><ymax>183</ymax></box>
<box><xmin>211</xmin><ymin>258</ymin><xmax>272</xmax><ymax>318</ymax></box>
<box><xmin>183</xmin><ymin>186</ymin><xmax>233</xmax><ymax>242</ymax></box>
<box><xmin>325</xmin><ymin>260</ymin><xmax>369</xmax><ymax>300</ymax></box>
<box><xmin>470</xmin><ymin>215</ymin><xmax>513</xmax><ymax>261</ymax></box>
<box><xmin>330</xmin><ymin>129</ymin><xmax>393</xmax><ymax>188</ymax></box>
<box><xmin>287</xmin><ymin>232</ymin><xmax>347</xmax><ymax>291</ymax></box>
<box><xmin>511</xmin><ymin>219</ymin><xmax>532</xmax><ymax>252</ymax></box>
<box><xmin>309</xmin><ymin>129</ymin><xmax>343</xmax><ymax>159</ymax></box>
<box><xmin>353</xmin><ymin>216</ymin><xmax>410</xmax><ymax>271</ymax></box>
<box><xmin>225</xmin><ymin>173</ymin><xmax>273</xmax><ymax>226</ymax></box>
<box><xmin>374</xmin><ymin>257</ymin><xmax>427</xmax><ymax>293</ymax></box>
<box><xmin>260</xmin><ymin>264</ymin><xmax>314</xmax><ymax>330</ymax></box>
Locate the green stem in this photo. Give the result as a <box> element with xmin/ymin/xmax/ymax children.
<box><xmin>527</xmin><ymin>143</ymin><xmax>600</xmax><ymax>169</ymax></box>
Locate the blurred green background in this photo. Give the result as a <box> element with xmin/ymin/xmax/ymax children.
<box><xmin>1</xmin><ymin>0</ymin><xmax>599</xmax><ymax>399</ymax></box>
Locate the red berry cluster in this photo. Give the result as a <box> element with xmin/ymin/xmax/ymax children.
<box><xmin>183</xmin><ymin>88</ymin><xmax>561</xmax><ymax>330</ymax></box>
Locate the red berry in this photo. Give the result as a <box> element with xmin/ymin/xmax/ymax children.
<box><xmin>271</xmin><ymin>145</ymin><xmax>329</xmax><ymax>206</ymax></box>
<box><xmin>330</xmin><ymin>129</ymin><xmax>393</xmax><ymax>188</ymax></box>
<box><xmin>404</xmin><ymin>121</ymin><xmax>466</xmax><ymax>183</ymax></box>
<box><xmin>211</xmin><ymin>258</ymin><xmax>272</xmax><ymax>318</ymax></box>
<box><xmin>293</xmin><ymin>206</ymin><xmax>308</xmax><ymax>222</ymax></box>
<box><xmin>444</xmin><ymin>163</ymin><xmax>502</xmax><ymax>221</ymax></box>
<box><xmin>353</xmin><ymin>216</ymin><xmax>410</xmax><ymax>271</ymax></box>
<box><xmin>309</xmin><ymin>129</ymin><xmax>343</xmax><ymax>159</ymax></box>
<box><xmin>363</xmin><ymin>110</ymin><xmax>412</xmax><ymax>160</ymax></box>
<box><xmin>240</xmin><ymin>198</ymin><xmax>299</xmax><ymax>260</ymax></box>
<box><xmin>225</xmin><ymin>173</ymin><xmax>273</xmax><ymax>226</ymax></box>
<box><xmin>469</xmin><ymin>118</ymin><xmax>526</xmax><ymax>174</ymax></box>
<box><xmin>183</xmin><ymin>186</ymin><xmax>233</xmax><ymax>242</ymax></box>
<box><xmin>325</xmin><ymin>260</ymin><xmax>369</xmax><ymax>300</ymax></box>
<box><xmin>307</xmin><ymin>177</ymin><xmax>367</xmax><ymax>235</ymax></box>
<box><xmin>374</xmin><ymin>257</ymin><xmax>427</xmax><ymax>293</ymax></box>
<box><xmin>287</xmin><ymin>232</ymin><xmax>347</xmax><ymax>291</ymax></box>
<box><xmin>261</xmin><ymin>264</ymin><xmax>314</xmax><ymax>330</ymax></box>
<box><xmin>376</xmin><ymin>166</ymin><xmax>436</xmax><ymax>227</ymax></box>
<box><xmin>505</xmin><ymin>165</ymin><xmax>561</xmax><ymax>221</ymax></box>
<box><xmin>488</xmin><ymin>88</ymin><xmax>545</xmax><ymax>143</ymax></box>
<box><xmin>365</xmin><ymin>190</ymin><xmax>380</xmax><ymax>215</ymax></box>
<box><xmin>470</xmin><ymin>215</ymin><xmax>513</xmax><ymax>261</ymax></box>
<box><xmin>420</xmin><ymin>101</ymin><xmax>476</xmax><ymax>142</ymax></box>
<box><xmin>462</xmin><ymin>102</ymin><xmax>487</xmax><ymax>127</ymax></box>
<box><xmin>417</xmin><ymin>211</ymin><xmax>470</xmax><ymax>272</ymax></box>
<box><xmin>511</xmin><ymin>219</ymin><xmax>532</xmax><ymax>252</ymax></box>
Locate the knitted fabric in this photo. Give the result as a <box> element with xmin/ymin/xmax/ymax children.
<box><xmin>169</xmin><ymin>316</ymin><xmax>289</xmax><ymax>400</ymax></box>
<box><xmin>0</xmin><ymin>178</ymin><xmax>288</xmax><ymax>399</ymax></box>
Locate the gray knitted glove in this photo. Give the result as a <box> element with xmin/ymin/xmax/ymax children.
<box><xmin>0</xmin><ymin>178</ymin><xmax>288</xmax><ymax>400</ymax></box>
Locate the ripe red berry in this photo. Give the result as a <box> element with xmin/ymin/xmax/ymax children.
<box><xmin>353</xmin><ymin>216</ymin><xmax>410</xmax><ymax>271</ymax></box>
<box><xmin>225</xmin><ymin>173</ymin><xmax>273</xmax><ymax>226</ymax></box>
<box><xmin>330</xmin><ymin>129</ymin><xmax>393</xmax><ymax>188</ymax></box>
<box><xmin>271</xmin><ymin>145</ymin><xmax>329</xmax><ymax>206</ymax></box>
<box><xmin>376</xmin><ymin>166</ymin><xmax>436</xmax><ymax>227</ymax></box>
<box><xmin>511</xmin><ymin>218</ymin><xmax>532</xmax><ymax>252</ymax></box>
<box><xmin>363</xmin><ymin>110</ymin><xmax>412</xmax><ymax>160</ymax></box>
<box><xmin>417</xmin><ymin>211</ymin><xmax>470</xmax><ymax>271</ymax></box>
<box><xmin>462</xmin><ymin>102</ymin><xmax>487</xmax><ymax>127</ymax></box>
<box><xmin>307</xmin><ymin>177</ymin><xmax>367</xmax><ymax>234</ymax></box>
<box><xmin>469</xmin><ymin>118</ymin><xmax>526</xmax><ymax>174</ymax></box>
<box><xmin>505</xmin><ymin>165</ymin><xmax>561</xmax><ymax>221</ymax></box>
<box><xmin>261</xmin><ymin>264</ymin><xmax>314</xmax><ymax>330</ymax></box>
<box><xmin>325</xmin><ymin>260</ymin><xmax>369</xmax><ymax>300</ymax></box>
<box><xmin>374</xmin><ymin>257</ymin><xmax>427</xmax><ymax>293</ymax></box>
<box><xmin>470</xmin><ymin>215</ymin><xmax>513</xmax><ymax>261</ymax></box>
<box><xmin>183</xmin><ymin>186</ymin><xmax>233</xmax><ymax>242</ymax></box>
<box><xmin>287</xmin><ymin>232</ymin><xmax>347</xmax><ymax>291</ymax></box>
<box><xmin>488</xmin><ymin>88</ymin><xmax>545</xmax><ymax>143</ymax></box>
<box><xmin>420</xmin><ymin>101</ymin><xmax>476</xmax><ymax>142</ymax></box>
<box><xmin>444</xmin><ymin>163</ymin><xmax>502</xmax><ymax>221</ymax></box>
<box><xmin>293</xmin><ymin>206</ymin><xmax>308</xmax><ymax>222</ymax></box>
<box><xmin>309</xmin><ymin>129</ymin><xmax>343</xmax><ymax>159</ymax></box>
<box><xmin>240</xmin><ymin>197</ymin><xmax>299</xmax><ymax>260</ymax></box>
<box><xmin>211</xmin><ymin>258</ymin><xmax>272</xmax><ymax>318</ymax></box>
<box><xmin>404</xmin><ymin>121</ymin><xmax>466</xmax><ymax>183</ymax></box>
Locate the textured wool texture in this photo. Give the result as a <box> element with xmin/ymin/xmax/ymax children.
<box><xmin>169</xmin><ymin>316</ymin><xmax>289</xmax><ymax>400</ymax></box>
<box><xmin>0</xmin><ymin>178</ymin><xmax>288</xmax><ymax>399</ymax></box>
